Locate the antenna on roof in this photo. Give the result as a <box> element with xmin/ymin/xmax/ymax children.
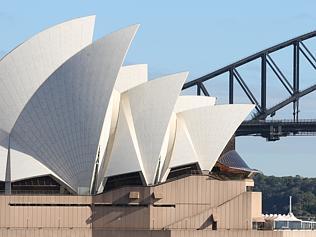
<box><xmin>289</xmin><ymin>196</ymin><xmax>293</xmax><ymax>215</ymax></box>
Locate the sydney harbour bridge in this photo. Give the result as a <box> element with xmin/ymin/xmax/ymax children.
<box><xmin>182</xmin><ymin>31</ymin><xmax>316</xmax><ymax>141</ymax></box>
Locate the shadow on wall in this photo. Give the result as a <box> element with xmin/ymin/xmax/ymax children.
<box><xmin>86</xmin><ymin>192</ymin><xmax>155</xmax><ymax>229</ymax></box>
<box><xmin>198</xmin><ymin>214</ymin><xmax>217</xmax><ymax>230</ymax></box>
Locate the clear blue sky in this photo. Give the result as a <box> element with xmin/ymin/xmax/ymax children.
<box><xmin>0</xmin><ymin>0</ymin><xmax>315</xmax><ymax>177</ymax></box>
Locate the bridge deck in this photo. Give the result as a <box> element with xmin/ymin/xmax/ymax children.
<box><xmin>237</xmin><ymin>120</ymin><xmax>316</xmax><ymax>141</ymax></box>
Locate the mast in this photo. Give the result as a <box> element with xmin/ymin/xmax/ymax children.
<box><xmin>289</xmin><ymin>196</ymin><xmax>293</xmax><ymax>215</ymax></box>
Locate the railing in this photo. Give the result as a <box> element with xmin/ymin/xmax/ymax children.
<box><xmin>244</xmin><ymin>119</ymin><xmax>316</xmax><ymax>124</ymax></box>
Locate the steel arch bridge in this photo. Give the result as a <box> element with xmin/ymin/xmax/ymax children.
<box><xmin>182</xmin><ymin>31</ymin><xmax>316</xmax><ymax>141</ymax></box>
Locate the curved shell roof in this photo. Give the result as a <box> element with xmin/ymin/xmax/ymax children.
<box><xmin>0</xmin><ymin>16</ymin><xmax>95</xmax><ymax>136</ymax></box>
<box><xmin>10</xmin><ymin>24</ymin><xmax>139</xmax><ymax>191</ymax></box>
<box><xmin>10</xmin><ymin>148</ymin><xmax>59</xmax><ymax>182</ymax></box>
<box><xmin>178</xmin><ymin>104</ymin><xmax>254</xmax><ymax>171</ymax></box>
<box><xmin>95</xmin><ymin>64</ymin><xmax>148</xmax><ymax>191</ymax></box>
<box><xmin>174</xmin><ymin>96</ymin><xmax>216</xmax><ymax>113</ymax></box>
<box><xmin>0</xmin><ymin>17</ymin><xmax>255</xmax><ymax>194</ymax></box>
<box><xmin>123</xmin><ymin>72</ymin><xmax>188</xmax><ymax>184</ymax></box>
<box><xmin>0</xmin><ymin>16</ymin><xmax>95</xmax><ymax>183</ymax></box>
<box><xmin>218</xmin><ymin>150</ymin><xmax>258</xmax><ymax>173</ymax></box>
<box><xmin>0</xmin><ymin>146</ymin><xmax>7</xmax><ymax>181</ymax></box>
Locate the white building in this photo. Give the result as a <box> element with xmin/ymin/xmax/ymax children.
<box><xmin>0</xmin><ymin>16</ymin><xmax>254</xmax><ymax>195</ymax></box>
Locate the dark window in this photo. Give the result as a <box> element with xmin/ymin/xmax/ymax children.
<box><xmin>246</xmin><ymin>186</ymin><xmax>253</xmax><ymax>192</ymax></box>
<box><xmin>167</xmin><ymin>163</ymin><xmax>201</xmax><ymax>181</ymax></box>
<box><xmin>0</xmin><ymin>181</ymin><xmax>5</xmax><ymax>194</ymax></box>
<box><xmin>11</xmin><ymin>175</ymin><xmax>71</xmax><ymax>195</ymax></box>
<box><xmin>212</xmin><ymin>221</ymin><xmax>217</xmax><ymax>230</ymax></box>
<box><xmin>104</xmin><ymin>172</ymin><xmax>144</xmax><ymax>192</ymax></box>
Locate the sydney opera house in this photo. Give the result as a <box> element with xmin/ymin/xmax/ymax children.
<box><xmin>0</xmin><ymin>16</ymin><xmax>315</xmax><ymax>237</ymax></box>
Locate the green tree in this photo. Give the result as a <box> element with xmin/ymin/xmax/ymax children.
<box><xmin>253</xmin><ymin>174</ymin><xmax>316</xmax><ymax>220</ymax></box>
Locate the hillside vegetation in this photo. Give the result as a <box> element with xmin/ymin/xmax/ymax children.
<box><xmin>253</xmin><ymin>174</ymin><xmax>316</xmax><ymax>219</ymax></box>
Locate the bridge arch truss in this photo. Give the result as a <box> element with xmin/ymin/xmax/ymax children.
<box><xmin>182</xmin><ymin>31</ymin><xmax>316</xmax><ymax>140</ymax></box>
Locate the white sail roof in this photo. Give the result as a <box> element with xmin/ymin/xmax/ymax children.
<box><xmin>105</xmin><ymin>95</ymin><xmax>144</xmax><ymax>177</ymax></box>
<box><xmin>95</xmin><ymin>65</ymin><xmax>148</xmax><ymax>191</ymax></box>
<box><xmin>179</xmin><ymin>104</ymin><xmax>254</xmax><ymax>171</ymax></box>
<box><xmin>114</xmin><ymin>64</ymin><xmax>148</xmax><ymax>93</ymax></box>
<box><xmin>0</xmin><ymin>16</ymin><xmax>95</xmax><ymax>136</ymax></box>
<box><xmin>159</xmin><ymin>95</ymin><xmax>217</xmax><ymax>181</ymax></box>
<box><xmin>0</xmin><ymin>16</ymin><xmax>95</xmax><ymax>185</ymax></box>
<box><xmin>0</xmin><ymin>16</ymin><xmax>256</xmax><ymax>194</ymax></box>
<box><xmin>174</xmin><ymin>96</ymin><xmax>216</xmax><ymax>113</ymax></box>
<box><xmin>0</xmin><ymin>145</ymin><xmax>8</xmax><ymax>181</ymax></box>
<box><xmin>10</xmin><ymin>25</ymin><xmax>139</xmax><ymax>192</ymax></box>
<box><xmin>10</xmin><ymin>146</ymin><xmax>66</xmax><ymax>183</ymax></box>
<box><xmin>168</xmin><ymin>115</ymin><xmax>199</xmax><ymax>168</ymax></box>
<box><xmin>123</xmin><ymin>72</ymin><xmax>188</xmax><ymax>184</ymax></box>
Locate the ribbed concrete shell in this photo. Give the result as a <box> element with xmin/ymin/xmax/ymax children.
<box><xmin>105</xmin><ymin>94</ymin><xmax>144</xmax><ymax>178</ymax></box>
<box><xmin>167</xmin><ymin>114</ymin><xmax>199</xmax><ymax>169</ymax></box>
<box><xmin>104</xmin><ymin>73</ymin><xmax>188</xmax><ymax>185</ymax></box>
<box><xmin>10</xmin><ymin>147</ymin><xmax>58</xmax><ymax>182</ymax></box>
<box><xmin>0</xmin><ymin>16</ymin><xmax>95</xmax><ymax>136</ymax></box>
<box><xmin>0</xmin><ymin>16</ymin><xmax>95</xmax><ymax>183</ymax></box>
<box><xmin>0</xmin><ymin>146</ymin><xmax>7</xmax><ymax>181</ymax></box>
<box><xmin>10</xmin><ymin>25</ymin><xmax>139</xmax><ymax>193</ymax></box>
<box><xmin>121</xmin><ymin>72</ymin><xmax>188</xmax><ymax>185</ymax></box>
<box><xmin>179</xmin><ymin>104</ymin><xmax>254</xmax><ymax>171</ymax></box>
<box><xmin>114</xmin><ymin>64</ymin><xmax>148</xmax><ymax>93</ymax></box>
<box><xmin>159</xmin><ymin>96</ymin><xmax>216</xmax><ymax>182</ymax></box>
<box><xmin>95</xmin><ymin>64</ymin><xmax>148</xmax><ymax>192</ymax></box>
<box><xmin>0</xmin><ymin>17</ymin><xmax>256</xmax><ymax>193</ymax></box>
<box><xmin>174</xmin><ymin>95</ymin><xmax>216</xmax><ymax>113</ymax></box>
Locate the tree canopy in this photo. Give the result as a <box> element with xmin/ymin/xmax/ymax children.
<box><xmin>254</xmin><ymin>174</ymin><xmax>316</xmax><ymax>220</ymax></box>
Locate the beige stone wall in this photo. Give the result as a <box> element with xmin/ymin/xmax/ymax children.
<box><xmin>86</xmin><ymin>175</ymin><xmax>254</xmax><ymax>230</ymax></box>
<box><xmin>251</xmin><ymin>191</ymin><xmax>262</xmax><ymax>219</ymax></box>
<box><xmin>0</xmin><ymin>176</ymin><xmax>256</xmax><ymax>232</ymax></box>
<box><xmin>0</xmin><ymin>176</ymin><xmax>316</xmax><ymax>237</ymax></box>
<box><xmin>215</xmin><ymin>192</ymin><xmax>262</xmax><ymax>230</ymax></box>
<box><xmin>92</xmin><ymin>186</ymin><xmax>150</xmax><ymax>204</ymax></box>
<box><xmin>0</xmin><ymin>195</ymin><xmax>91</xmax><ymax>228</ymax></box>
<box><xmin>1</xmin><ymin>229</ymin><xmax>316</xmax><ymax>237</ymax></box>
<box><xmin>0</xmin><ymin>228</ymin><xmax>91</xmax><ymax>237</ymax></box>
<box><xmin>91</xmin><ymin>206</ymin><xmax>150</xmax><ymax>229</ymax></box>
<box><xmin>152</xmin><ymin>176</ymin><xmax>251</xmax><ymax>207</ymax></box>
<box><xmin>282</xmin><ymin>231</ymin><xmax>316</xmax><ymax>237</ymax></box>
<box><xmin>170</xmin><ymin>230</ymin><xmax>282</xmax><ymax>237</ymax></box>
<box><xmin>150</xmin><ymin>176</ymin><xmax>252</xmax><ymax>229</ymax></box>
<box><xmin>164</xmin><ymin>191</ymin><xmax>262</xmax><ymax>230</ymax></box>
<box><xmin>92</xmin><ymin>229</ymin><xmax>171</xmax><ymax>237</ymax></box>
<box><xmin>91</xmin><ymin>186</ymin><xmax>151</xmax><ymax>229</ymax></box>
